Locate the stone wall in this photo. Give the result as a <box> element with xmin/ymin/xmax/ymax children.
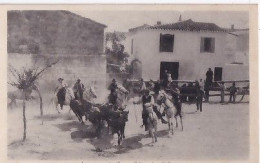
<box><xmin>8</xmin><ymin>10</ymin><xmax>106</xmax><ymax>55</ymax></box>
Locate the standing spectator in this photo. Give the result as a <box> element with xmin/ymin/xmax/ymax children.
<box><xmin>229</xmin><ymin>82</ymin><xmax>237</xmax><ymax>103</ymax></box>
<box><xmin>219</xmin><ymin>82</ymin><xmax>225</xmax><ymax>103</ymax></box>
<box><xmin>187</xmin><ymin>82</ymin><xmax>195</xmax><ymax>103</ymax></box>
<box><xmin>163</xmin><ymin>70</ymin><xmax>170</xmax><ymax>88</ymax></box>
<box><xmin>195</xmin><ymin>81</ymin><xmax>203</xmax><ymax>112</ymax></box>
<box><xmin>199</xmin><ymin>79</ymin><xmax>204</xmax><ymax>91</ymax></box>
<box><xmin>206</xmin><ymin>68</ymin><xmax>213</xmax><ymax>87</ymax></box>
<box><xmin>204</xmin><ymin>81</ymin><xmax>210</xmax><ymax>102</ymax></box>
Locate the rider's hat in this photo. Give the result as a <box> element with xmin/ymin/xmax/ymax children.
<box><xmin>112</xmin><ymin>78</ymin><xmax>116</xmax><ymax>82</ymax></box>
<box><xmin>58</xmin><ymin>78</ymin><xmax>64</xmax><ymax>81</ymax></box>
<box><xmin>77</xmin><ymin>78</ymin><xmax>81</xmax><ymax>81</ymax></box>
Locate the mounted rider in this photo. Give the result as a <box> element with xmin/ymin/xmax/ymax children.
<box><xmin>133</xmin><ymin>89</ymin><xmax>154</xmax><ymax>131</ymax></box>
<box><xmin>134</xmin><ymin>89</ymin><xmax>168</xmax><ymax>131</ymax></box>
<box><xmin>55</xmin><ymin>78</ymin><xmax>67</xmax><ymax>110</ymax></box>
<box><xmin>73</xmin><ymin>78</ymin><xmax>85</xmax><ymax>102</ymax></box>
<box><xmin>108</xmin><ymin>79</ymin><xmax>119</xmax><ymax>110</ymax></box>
<box><xmin>161</xmin><ymin>74</ymin><xmax>181</xmax><ymax>116</ymax></box>
<box><xmin>139</xmin><ymin>78</ymin><xmax>147</xmax><ymax>95</ymax></box>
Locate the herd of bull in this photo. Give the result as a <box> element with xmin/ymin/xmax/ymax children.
<box><xmin>58</xmin><ymin>80</ymin><xmax>188</xmax><ymax>145</ymax></box>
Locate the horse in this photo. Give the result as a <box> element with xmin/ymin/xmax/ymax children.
<box><xmin>54</xmin><ymin>87</ymin><xmax>75</xmax><ymax>113</ymax></box>
<box><xmin>8</xmin><ymin>85</ymin><xmax>37</xmax><ymax>108</ymax></box>
<box><xmin>107</xmin><ymin>110</ymin><xmax>129</xmax><ymax>145</ymax></box>
<box><xmin>157</xmin><ymin>90</ymin><xmax>183</xmax><ymax>134</ymax></box>
<box><xmin>146</xmin><ymin>107</ymin><xmax>158</xmax><ymax>143</ymax></box>
<box><xmin>54</xmin><ymin>86</ymin><xmax>97</xmax><ymax>114</ymax></box>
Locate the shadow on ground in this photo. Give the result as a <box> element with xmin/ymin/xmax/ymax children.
<box><xmin>67</xmin><ymin>122</ymin><xmax>170</xmax><ymax>157</ymax></box>
<box><xmin>35</xmin><ymin>111</ymin><xmax>78</xmax><ymax>121</ymax></box>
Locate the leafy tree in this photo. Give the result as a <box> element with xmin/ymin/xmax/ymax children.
<box><xmin>105</xmin><ymin>32</ymin><xmax>129</xmax><ymax>73</ymax></box>
<box><xmin>8</xmin><ymin>60</ymin><xmax>58</xmax><ymax>141</ymax></box>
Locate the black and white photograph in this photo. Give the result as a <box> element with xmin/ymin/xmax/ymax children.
<box><xmin>4</xmin><ymin>5</ymin><xmax>258</xmax><ymax>162</ymax></box>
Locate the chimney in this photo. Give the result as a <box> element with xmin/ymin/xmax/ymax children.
<box><xmin>179</xmin><ymin>14</ymin><xmax>182</xmax><ymax>21</ymax></box>
<box><xmin>156</xmin><ymin>21</ymin><xmax>161</xmax><ymax>26</ymax></box>
<box><xmin>231</xmin><ymin>24</ymin><xmax>234</xmax><ymax>30</ymax></box>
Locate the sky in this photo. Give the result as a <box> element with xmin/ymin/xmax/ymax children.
<box><xmin>72</xmin><ymin>10</ymin><xmax>249</xmax><ymax>32</ymax></box>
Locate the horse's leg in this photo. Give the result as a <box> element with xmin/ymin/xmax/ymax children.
<box><xmin>97</xmin><ymin>125</ymin><xmax>101</xmax><ymax>138</ymax></box>
<box><xmin>55</xmin><ymin>101</ymin><xmax>61</xmax><ymax>114</ymax></box>
<box><xmin>168</xmin><ymin>120</ymin><xmax>171</xmax><ymax>131</ymax></box>
<box><xmin>117</xmin><ymin>132</ymin><xmax>122</xmax><ymax>146</ymax></box>
<box><xmin>180</xmin><ymin>115</ymin><xmax>183</xmax><ymax>131</ymax></box>
<box><xmin>149</xmin><ymin>128</ymin><xmax>155</xmax><ymax>143</ymax></box>
<box><xmin>154</xmin><ymin>123</ymin><xmax>158</xmax><ymax>142</ymax></box>
<box><xmin>171</xmin><ymin>118</ymin><xmax>174</xmax><ymax>135</ymax></box>
<box><xmin>175</xmin><ymin>116</ymin><xmax>178</xmax><ymax>128</ymax></box>
<box><xmin>122</xmin><ymin>126</ymin><xmax>125</xmax><ymax>139</ymax></box>
<box><xmin>75</xmin><ymin>112</ymin><xmax>83</xmax><ymax>124</ymax></box>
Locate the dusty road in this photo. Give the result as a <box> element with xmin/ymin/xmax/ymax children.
<box><xmin>8</xmin><ymin>98</ymin><xmax>249</xmax><ymax>160</ymax></box>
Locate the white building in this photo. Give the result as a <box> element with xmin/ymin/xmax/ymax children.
<box><xmin>124</xmin><ymin>19</ymin><xmax>249</xmax><ymax>81</ymax></box>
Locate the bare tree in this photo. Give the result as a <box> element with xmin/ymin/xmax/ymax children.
<box><xmin>8</xmin><ymin>60</ymin><xmax>58</xmax><ymax>141</ymax></box>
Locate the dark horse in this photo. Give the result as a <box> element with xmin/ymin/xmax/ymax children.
<box><xmin>107</xmin><ymin>110</ymin><xmax>129</xmax><ymax>145</ymax></box>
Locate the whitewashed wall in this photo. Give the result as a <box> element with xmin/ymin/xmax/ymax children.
<box><xmin>125</xmin><ymin>29</ymin><xmax>249</xmax><ymax>81</ymax></box>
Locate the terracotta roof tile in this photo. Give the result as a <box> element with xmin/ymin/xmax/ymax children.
<box><xmin>148</xmin><ymin>19</ymin><xmax>226</xmax><ymax>32</ymax></box>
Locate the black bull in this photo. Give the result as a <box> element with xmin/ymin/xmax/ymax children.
<box><xmin>70</xmin><ymin>100</ymin><xmax>129</xmax><ymax>143</ymax></box>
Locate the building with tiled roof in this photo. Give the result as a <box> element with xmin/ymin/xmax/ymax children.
<box><xmin>129</xmin><ymin>24</ymin><xmax>152</xmax><ymax>32</ymax></box>
<box><xmin>124</xmin><ymin>19</ymin><xmax>249</xmax><ymax>81</ymax></box>
<box><xmin>8</xmin><ymin>10</ymin><xmax>107</xmax><ymax>97</ymax></box>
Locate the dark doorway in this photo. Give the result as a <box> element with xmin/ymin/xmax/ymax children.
<box><xmin>214</xmin><ymin>67</ymin><xmax>223</xmax><ymax>81</ymax></box>
<box><xmin>160</xmin><ymin>62</ymin><xmax>179</xmax><ymax>80</ymax></box>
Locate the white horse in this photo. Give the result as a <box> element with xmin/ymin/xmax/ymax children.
<box><xmin>8</xmin><ymin>87</ymin><xmax>35</xmax><ymax>108</ymax></box>
<box><xmin>53</xmin><ymin>87</ymin><xmax>75</xmax><ymax>113</ymax></box>
<box><xmin>82</xmin><ymin>86</ymin><xmax>97</xmax><ymax>103</ymax></box>
<box><xmin>157</xmin><ymin>90</ymin><xmax>183</xmax><ymax>135</ymax></box>
<box><xmin>146</xmin><ymin>106</ymin><xmax>158</xmax><ymax>143</ymax></box>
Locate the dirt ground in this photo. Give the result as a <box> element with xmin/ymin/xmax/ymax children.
<box><xmin>7</xmin><ymin>97</ymin><xmax>249</xmax><ymax>161</ymax></box>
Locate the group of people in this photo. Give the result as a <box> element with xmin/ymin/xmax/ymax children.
<box><xmin>132</xmin><ymin>71</ymin><xmax>181</xmax><ymax>131</ymax></box>
<box><xmin>204</xmin><ymin>68</ymin><xmax>238</xmax><ymax>103</ymax></box>
<box><xmin>55</xmin><ymin>68</ymin><xmax>239</xmax><ymax>132</ymax></box>
<box><xmin>55</xmin><ymin>78</ymin><xmax>85</xmax><ymax>110</ymax></box>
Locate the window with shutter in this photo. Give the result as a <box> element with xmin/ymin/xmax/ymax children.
<box><xmin>200</xmin><ymin>37</ymin><xmax>215</xmax><ymax>53</ymax></box>
<box><xmin>159</xmin><ymin>34</ymin><xmax>174</xmax><ymax>52</ymax></box>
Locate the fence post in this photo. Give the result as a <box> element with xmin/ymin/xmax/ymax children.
<box><xmin>220</xmin><ymin>82</ymin><xmax>225</xmax><ymax>103</ymax></box>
